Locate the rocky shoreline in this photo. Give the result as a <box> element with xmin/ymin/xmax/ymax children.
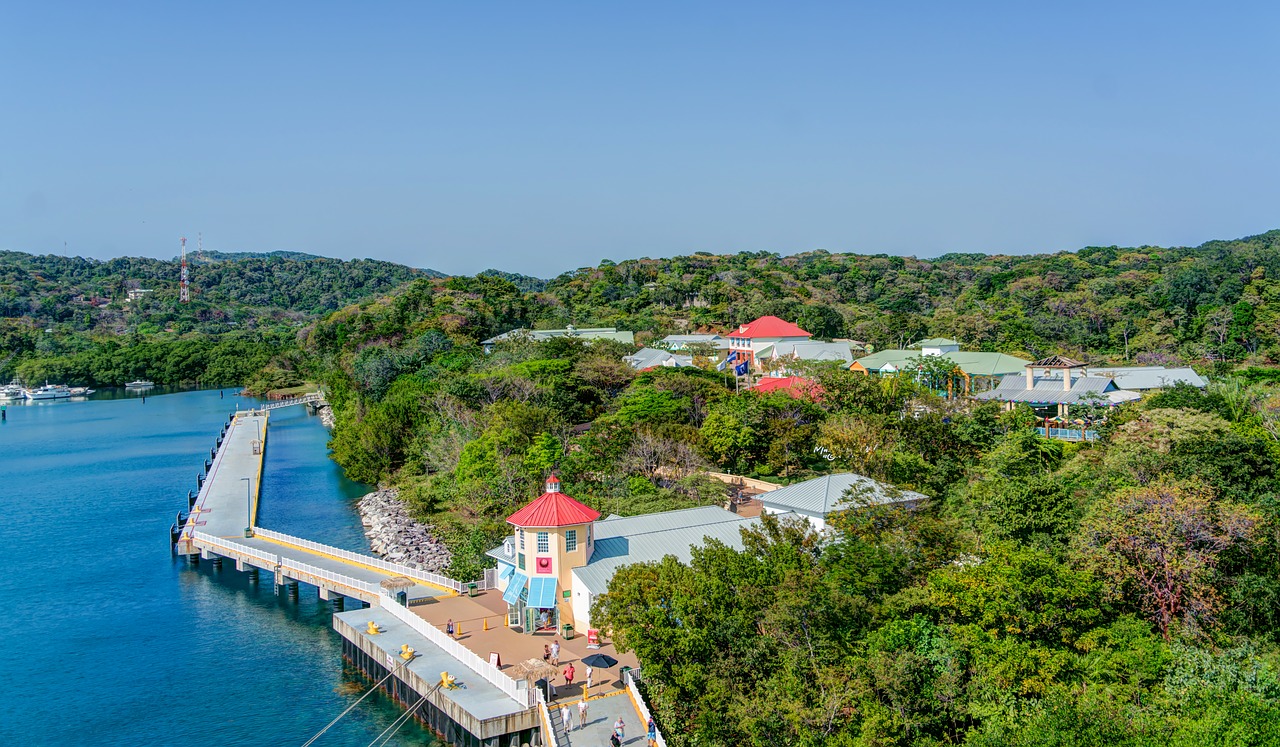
<box><xmin>316</xmin><ymin>403</ymin><xmax>335</xmax><ymax>428</ymax></box>
<box><xmin>357</xmin><ymin>489</ymin><xmax>451</xmax><ymax>572</ymax></box>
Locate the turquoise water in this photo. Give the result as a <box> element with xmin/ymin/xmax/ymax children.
<box><xmin>0</xmin><ymin>389</ymin><xmax>436</xmax><ymax>746</ymax></box>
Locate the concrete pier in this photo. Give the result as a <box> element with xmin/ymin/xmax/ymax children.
<box><xmin>334</xmin><ymin>608</ymin><xmax>540</xmax><ymax>746</ymax></box>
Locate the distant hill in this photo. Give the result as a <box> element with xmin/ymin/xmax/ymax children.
<box><xmin>195</xmin><ymin>249</ymin><xmax>446</xmax><ymax>277</ymax></box>
<box><xmin>0</xmin><ymin>249</ymin><xmax>434</xmax><ymax>326</ymax></box>
<box><xmin>476</xmin><ymin>268</ymin><xmax>548</xmax><ymax>293</ymax></box>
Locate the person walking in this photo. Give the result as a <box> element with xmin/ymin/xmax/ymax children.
<box><xmin>550</xmin><ymin>639</ymin><xmax>561</xmax><ymax>666</ymax></box>
<box><xmin>585</xmin><ymin>665</ymin><xmax>593</xmax><ymax>692</ymax></box>
<box><xmin>577</xmin><ymin>698</ymin><xmax>588</xmax><ymax>729</ymax></box>
<box><xmin>647</xmin><ymin>716</ymin><xmax>658</xmax><ymax>746</ymax></box>
<box><xmin>614</xmin><ymin>717</ymin><xmax>626</xmax><ymax>740</ymax></box>
<box><xmin>446</xmin><ymin>619</ymin><xmax>455</xmax><ymax>638</ymax></box>
<box><xmin>563</xmin><ymin>663</ymin><xmax>575</xmax><ymax>687</ymax></box>
<box><xmin>561</xmin><ymin>704</ymin><xmax>570</xmax><ymax>731</ymax></box>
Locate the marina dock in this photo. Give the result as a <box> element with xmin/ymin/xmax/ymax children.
<box><xmin>170</xmin><ymin>396</ymin><xmax>661</xmax><ymax>747</ymax></box>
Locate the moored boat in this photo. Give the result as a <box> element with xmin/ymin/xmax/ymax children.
<box><xmin>0</xmin><ymin>379</ymin><xmax>24</xmax><ymax>400</ymax></box>
<box><xmin>25</xmin><ymin>383</ymin><xmax>72</xmax><ymax>400</ymax></box>
<box><xmin>124</xmin><ymin>380</ymin><xmax>155</xmax><ymax>389</ymax></box>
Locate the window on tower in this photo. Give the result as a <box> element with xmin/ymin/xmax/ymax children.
<box><xmin>565</xmin><ymin>529</ymin><xmax>577</xmax><ymax>552</ymax></box>
<box><xmin>537</xmin><ymin>532</ymin><xmax>549</xmax><ymax>553</ymax></box>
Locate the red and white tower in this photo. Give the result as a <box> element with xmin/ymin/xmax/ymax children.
<box><xmin>179</xmin><ymin>236</ymin><xmax>190</xmax><ymax>303</ymax></box>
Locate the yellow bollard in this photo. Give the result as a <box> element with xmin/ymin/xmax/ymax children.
<box><xmin>484</xmin><ymin>617</ymin><xmax>490</xmax><ymax>631</ymax></box>
<box><xmin>455</xmin><ymin>622</ymin><xmax>461</xmax><ymax>637</ymax></box>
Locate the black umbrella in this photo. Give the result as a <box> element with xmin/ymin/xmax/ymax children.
<box><xmin>581</xmin><ymin>653</ymin><xmax>618</xmax><ymax>669</ymax></box>
<box><xmin>580</xmin><ymin>653</ymin><xmax>619</xmax><ymax>697</ymax></box>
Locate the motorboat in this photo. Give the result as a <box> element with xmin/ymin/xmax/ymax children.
<box><xmin>25</xmin><ymin>383</ymin><xmax>72</xmax><ymax>400</ymax></box>
<box><xmin>69</xmin><ymin>386</ymin><xmax>95</xmax><ymax>397</ymax></box>
<box><xmin>0</xmin><ymin>379</ymin><xmax>24</xmax><ymax>400</ymax></box>
<box><xmin>124</xmin><ymin>380</ymin><xmax>155</xmax><ymax>389</ymax></box>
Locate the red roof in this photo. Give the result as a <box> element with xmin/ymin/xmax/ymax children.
<box><xmin>728</xmin><ymin>315</ymin><xmax>811</xmax><ymax>339</ymax></box>
<box><xmin>752</xmin><ymin>376</ymin><xmax>823</xmax><ymax>399</ymax></box>
<box><xmin>506</xmin><ymin>477</ymin><xmax>601</xmax><ymax>528</ymax></box>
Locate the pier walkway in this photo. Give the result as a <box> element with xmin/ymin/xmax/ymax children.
<box><xmin>174</xmin><ymin>406</ymin><xmax>480</xmax><ymax>605</ymax></box>
<box><xmin>170</xmin><ymin>397</ymin><xmax>665</xmax><ymax>746</ymax></box>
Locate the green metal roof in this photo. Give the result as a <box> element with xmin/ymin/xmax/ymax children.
<box><xmin>855</xmin><ymin>349</ymin><xmax>1030</xmax><ymax>377</ymax></box>
<box><xmin>912</xmin><ymin>337</ymin><xmax>960</xmax><ymax>347</ymax></box>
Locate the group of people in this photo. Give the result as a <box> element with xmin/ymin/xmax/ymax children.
<box><xmin>537</xmin><ymin>637</ymin><xmax>658</xmax><ymax>745</ymax></box>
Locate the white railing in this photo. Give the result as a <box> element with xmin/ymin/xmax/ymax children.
<box><xmin>254</xmin><ymin>393</ymin><xmax>323</xmax><ymax>412</ymax></box>
<box><xmin>627</xmin><ymin>672</ymin><xmax>667</xmax><ymax>747</ymax></box>
<box><xmin>289</xmin><ymin>560</ymin><xmax>382</xmax><ymax>597</ymax></box>
<box><xmin>192</xmin><ymin>531</ymin><xmax>278</xmax><ymax>565</ymax></box>
<box><xmin>192</xmin><ymin>532</ymin><xmax>381</xmax><ymax>598</ymax></box>
<box><xmin>537</xmin><ymin>691</ymin><xmax>562</xmax><ymax>747</ymax></box>
<box><xmin>252</xmin><ymin>526</ymin><xmax>483</xmax><ymax>593</ymax></box>
<box><xmin>377</xmin><ymin>593</ymin><xmax>533</xmax><ymax>707</ymax></box>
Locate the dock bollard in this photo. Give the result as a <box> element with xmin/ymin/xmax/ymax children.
<box><xmin>484</xmin><ymin>618</ymin><xmax>489</xmax><ymax>631</ymax></box>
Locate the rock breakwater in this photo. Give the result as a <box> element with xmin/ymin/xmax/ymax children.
<box><xmin>357</xmin><ymin>489</ymin><xmax>451</xmax><ymax>572</ymax></box>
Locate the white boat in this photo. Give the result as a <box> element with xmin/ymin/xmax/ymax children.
<box><xmin>69</xmin><ymin>386</ymin><xmax>95</xmax><ymax>396</ymax></box>
<box><xmin>124</xmin><ymin>380</ymin><xmax>155</xmax><ymax>389</ymax></box>
<box><xmin>25</xmin><ymin>383</ymin><xmax>72</xmax><ymax>400</ymax></box>
<box><xmin>0</xmin><ymin>379</ymin><xmax>24</xmax><ymax>400</ymax></box>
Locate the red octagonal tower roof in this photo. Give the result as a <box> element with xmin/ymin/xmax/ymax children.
<box><xmin>506</xmin><ymin>476</ymin><xmax>601</xmax><ymax>528</ymax></box>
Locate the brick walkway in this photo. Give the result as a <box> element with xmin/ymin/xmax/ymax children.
<box><xmin>409</xmin><ymin>589</ymin><xmax>641</xmax><ymax>696</ymax></box>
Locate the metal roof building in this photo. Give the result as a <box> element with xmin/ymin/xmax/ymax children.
<box><xmin>623</xmin><ymin>347</ymin><xmax>694</xmax><ymax>370</ymax></box>
<box><xmin>972</xmin><ymin>373</ymin><xmax>1141</xmax><ymax>405</ymax></box>
<box><xmin>660</xmin><ymin>334</ymin><xmax>731</xmax><ymax>351</ymax></box>
<box><xmin>757</xmin><ymin>473</ymin><xmax>927</xmax><ymax>530</ymax></box>
<box><xmin>1087</xmin><ymin>366</ymin><xmax>1208</xmax><ymax>391</ymax></box>
<box><xmin>573</xmin><ymin>508</ymin><xmax>764</xmax><ymax>597</ymax></box>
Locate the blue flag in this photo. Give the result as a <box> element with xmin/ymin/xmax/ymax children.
<box><xmin>734</xmin><ymin>361</ymin><xmax>749</xmax><ymax>376</ymax></box>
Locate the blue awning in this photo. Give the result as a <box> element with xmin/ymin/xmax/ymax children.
<box><xmin>526</xmin><ymin>576</ymin><xmax>558</xmax><ymax>609</ymax></box>
<box><xmin>498</xmin><ymin>562</ymin><xmax>515</xmax><ymax>580</ymax></box>
<box><xmin>502</xmin><ymin>572</ymin><xmax>528</xmax><ymax>605</ymax></box>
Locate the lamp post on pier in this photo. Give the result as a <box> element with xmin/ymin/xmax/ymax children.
<box><xmin>241</xmin><ymin>477</ymin><xmax>254</xmax><ymax>538</ymax></box>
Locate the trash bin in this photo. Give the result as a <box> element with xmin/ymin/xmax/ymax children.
<box><xmin>619</xmin><ymin>666</ymin><xmax>632</xmax><ymax>684</ymax></box>
<box><xmin>467</xmin><ymin>582</ymin><xmax>477</xmax><ymax>597</ymax></box>
<box><xmin>562</xmin><ymin>623</ymin><xmax>574</xmax><ymax>640</ymax></box>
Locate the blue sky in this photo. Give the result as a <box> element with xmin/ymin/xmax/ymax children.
<box><xmin>2</xmin><ymin>3</ymin><xmax>1277</xmax><ymax>276</ymax></box>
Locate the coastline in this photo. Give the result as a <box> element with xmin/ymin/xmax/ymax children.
<box><xmin>357</xmin><ymin>488</ymin><xmax>451</xmax><ymax>572</ymax></box>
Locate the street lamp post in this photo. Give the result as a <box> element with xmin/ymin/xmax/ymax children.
<box><xmin>241</xmin><ymin>477</ymin><xmax>253</xmax><ymax>538</ymax></box>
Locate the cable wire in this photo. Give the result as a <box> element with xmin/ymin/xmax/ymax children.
<box><xmin>301</xmin><ymin>652</ymin><xmax>414</xmax><ymax>747</ymax></box>
<box><xmin>366</xmin><ymin>682</ymin><xmax>442</xmax><ymax>747</ymax></box>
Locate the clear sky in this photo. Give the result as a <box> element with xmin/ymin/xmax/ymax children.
<box><xmin>2</xmin><ymin>2</ymin><xmax>1277</xmax><ymax>276</ymax></box>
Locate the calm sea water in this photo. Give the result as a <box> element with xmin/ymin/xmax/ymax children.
<box><xmin>0</xmin><ymin>389</ymin><xmax>436</xmax><ymax>746</ymax></box>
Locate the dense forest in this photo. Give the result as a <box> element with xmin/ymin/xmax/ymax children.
<box><xmin>297</xmin><ymin>230</ymin><xmax>1280</xmax><ymax>745</ymax></box>
<box><xmin>530</xmin><ymin>229</ymin><xmax>1280</xmax><ymax>364</ymax></box>
<box><xmin>0</xmin><ymin>249</ymin><xmax>434</xmax><ymax>387</ymax></box>
<box><xmin>10</xmin><ymin>232</ymin><xmax>1280</xmax><ymax>742</ymax></box>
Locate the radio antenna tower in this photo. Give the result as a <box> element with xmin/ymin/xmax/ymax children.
<box><xmin>179</xmin><ymin>236</ymin><xmax>190</xmax><ymax>303</ymax></box>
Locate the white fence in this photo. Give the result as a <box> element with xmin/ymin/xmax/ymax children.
<box><xmin>252</xmin><ymin>526</ymin><xmax>485</xmax><ymax>593</ymax></box>
<box><xmin>192</xmin><ymin>532</ymin><xmax>381</xmax><ymax>598</ymax></box>
<box><xmin>192</xmin><ymin>531</ymin><xmax>277</xmax><ymax>565</ymax></box>
<box><xmin>377</xmin><ymin>593</ymin><xmax>534</xmax><ymax>707</ymax></box>
<box><xmin>253</xmin><ymin>393</ymin><xmax>323</xmax><ymax>412</ymax></box>
<box><xmin>537</xmin><ymin>692</ymin><xmax>562</xmax><ymax>747</ymax></box>
<box><xmin>626</xmin><ymin>672</ymin><xmax>667</xmax><ymax>747</ymax></box>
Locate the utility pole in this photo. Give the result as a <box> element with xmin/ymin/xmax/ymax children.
<box><xmin>179</xmin><ymin>236</ymin><xmax>190</xmax><ymax>303</ymax></box>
